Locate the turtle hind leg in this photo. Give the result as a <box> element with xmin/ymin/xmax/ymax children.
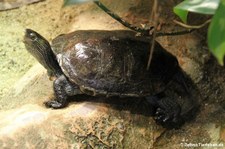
<box><xmin>45</xmin><ymin>75</ymin><xmax>81</xmax><ymax>109</ymax></box>
<box><xmin>145</xmin><ymin>94</ymin><xmax>184</xmax><ymax>129</ymax></box>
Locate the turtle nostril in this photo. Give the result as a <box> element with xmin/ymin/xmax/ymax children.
<box><xmin>25</xmin><ymin>29</ymin><xmax>32</xmax><ymax>35</ymax></box>
<box><xmin>25</xmin><ymin>29</ymin><xmax>37</xmax><ymax>40</ymax></box>
<box><xmin>29</xmin><ymin>32</ymin><xmax>37</xmax><ymax>40</ymax></box>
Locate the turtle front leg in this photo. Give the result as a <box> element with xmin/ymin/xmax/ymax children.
<box><xmin>45</xmin><ymin>75</ymin><xmax>81</xmax><ymax>109</ymax></box>
<box><xmin>146</xmin><ymin>94</ymin><xmax>183</xmax><ymax>128</ymax></box>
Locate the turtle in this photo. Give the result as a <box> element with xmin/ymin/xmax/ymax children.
<box><xmin>24</xmin><ymin>29</ymin><xmax>186</xmax><ymax>127</ymax></box>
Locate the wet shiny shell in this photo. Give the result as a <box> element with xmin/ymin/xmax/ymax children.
<box><xmin>51</xmin><ymin>30</ymin><xmax>179</xmax><ymax>97</ymax></box>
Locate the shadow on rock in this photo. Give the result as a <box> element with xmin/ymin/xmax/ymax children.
<box><xmin>68</xmin><ymin>70</ymin><xmax>201</xmax><ymax>129</ymax></box>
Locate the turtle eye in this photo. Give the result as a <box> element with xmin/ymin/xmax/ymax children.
<box><xmin>29</xmin><ymin>32</ymin><xmax>37</xmax><ymax>41</ymax></box>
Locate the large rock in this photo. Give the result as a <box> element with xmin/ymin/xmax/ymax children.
<box><xmin>0</xmin><ymin>64</ymin><xmax>164</xmax><ymax>148</ymax></box>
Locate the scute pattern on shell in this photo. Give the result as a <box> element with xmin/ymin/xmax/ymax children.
<box><xmin>52</xmin><ymin>30</ymin><xmax>179</xmax><ymax>97</ymax></box>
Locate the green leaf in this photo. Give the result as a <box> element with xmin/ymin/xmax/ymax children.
<box><xmin>208</xmin><ymin>0</ymin><xmax>225</xmax><ymax>65</ymax></box>
<box><xmin>64</xmin><ymin>0</ymin><xmax>98</xmax><ymax>6</ymax></box>
<box><xmin>174</xmin><ymin>0</ymin><xmax>220</xmax><ymax>22</ymax></box>
<box><xmin>173</xmin><ymin>8</ymin><xmax>188</xmax><ymax>23</ymax></box>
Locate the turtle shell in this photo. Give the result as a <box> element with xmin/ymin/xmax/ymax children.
<box><xmin>51</xmin><ymin>30</ymin><xmax>179</xmax><ymax>97</ymax></box>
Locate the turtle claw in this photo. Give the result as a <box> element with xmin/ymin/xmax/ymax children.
<box><xmin>146</xmin><ymin>96</ymin><xmax>184</xmax><ymax>128</ymax></box>
<box><xmin>44</xmin><ymin>100</ymin><xmax>66</xmax><ymax>109</ymax></box>
<box><xmin>153</xmin><ymin>99</ymin><xmax>183</xmax><ymax>128</ymax></box>
<box><xmin>154</xmin><ymin>107</ymin><xmax>178</xmax><ymax>123</ymax></box>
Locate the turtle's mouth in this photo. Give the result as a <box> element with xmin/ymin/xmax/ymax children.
<box><xmin>24</xmin><ymin>29</ymin><xmax>34</xmax><ymax>38</ymax></box>
<box><xmin>24</xmin><ymin>29</ymin><xmax>41</xmax><ymax>46</ymax></box>
<box><xmin>23</xmin><ymin>29</ymin><xmax>51</xmax><ymax>54</ymax></box>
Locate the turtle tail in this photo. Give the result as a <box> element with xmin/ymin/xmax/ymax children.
<box><xmin>24</xmin><ymin>29</ymin><xmax>63</xmax><ymax>77</ymax></box>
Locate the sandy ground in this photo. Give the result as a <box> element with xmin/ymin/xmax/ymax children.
<box><xmin>0</xmin><ymin>0</ymin><xmax>225</xmax><ymax>148</ymax></box>
<box><xmin>0</xmin><ymin>0</ymin><xmax>61</xmax><ymax>98</ymax></box>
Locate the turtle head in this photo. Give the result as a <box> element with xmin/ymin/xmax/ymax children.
<box><xmin>24</xmin><ymin>29</ymin><xmax>51</xmax><ymax>57</ymax></box>
<box><xmin>24</xmin><ymin>29</ymin><xmax>63</xmax><ymax>77</ymax></box>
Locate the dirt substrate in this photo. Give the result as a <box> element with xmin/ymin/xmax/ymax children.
<box><xmin>0</xmin><ymin>0</ymin><xmax>225</xmax><ymax>148</ymax></box>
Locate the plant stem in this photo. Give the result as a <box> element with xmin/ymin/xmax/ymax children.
<box><xmin>93</xmin><ymin>1</ymin><xmax>153</xmax><ymax>35</ymax></box>
<box><xmin>94</xmin><ymin>1</ymin><xmax>195</xmax><ymax>37</ymax></box>
<box><xmin>147</xmin><ymin>0</ymin><xmax>158</xmax><ymax>70</ymax></box>
<box><xmin>173</xmin><ymin>19</ymin><xmax>211</xmax><ymax>29</ymax></box>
